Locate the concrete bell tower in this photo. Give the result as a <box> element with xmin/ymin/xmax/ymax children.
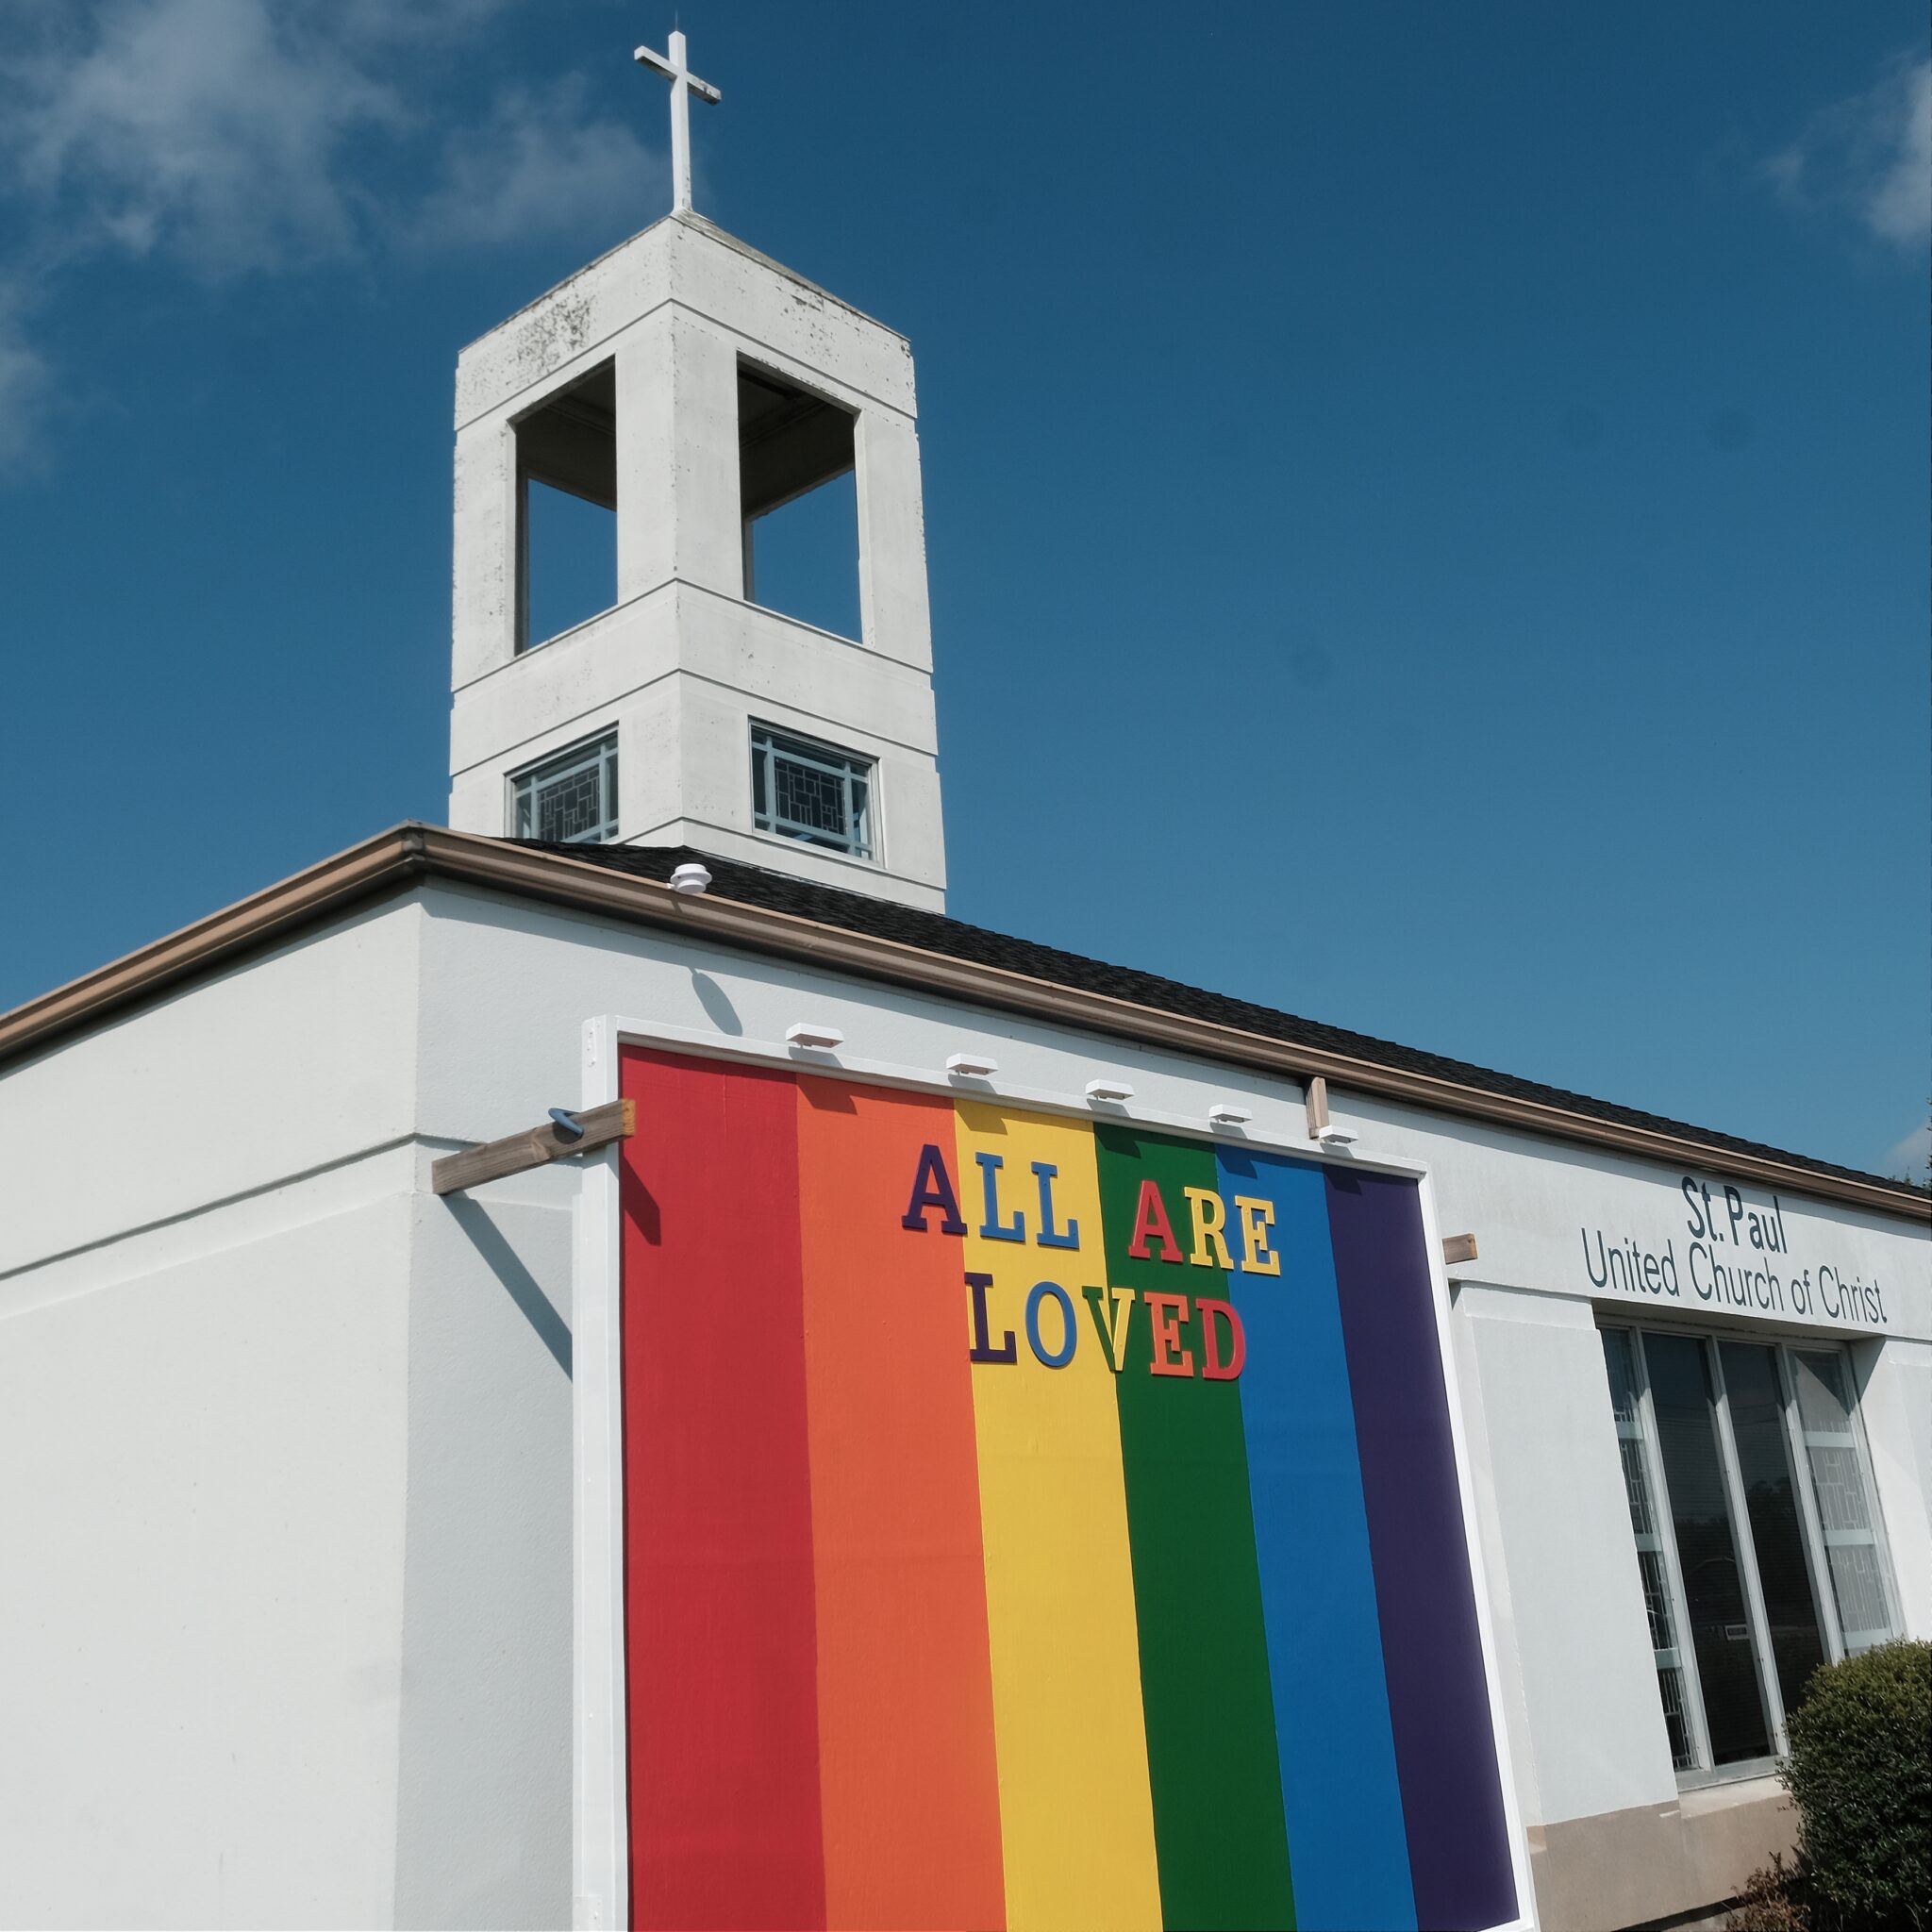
<box><xmin>447</xmin><ymin>37</ymin><xmax>945</xmax><ymax>909</ymax></box>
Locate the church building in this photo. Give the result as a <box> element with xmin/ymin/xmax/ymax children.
<box><xmin>1</xmin><ymin>33</ymin><xmax>1925</xmax><ymax>1932</ymax></box>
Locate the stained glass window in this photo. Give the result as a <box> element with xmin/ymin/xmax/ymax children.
<box><xmin>512</xmin><ymin>732</ymin><xmax>619</xmax><ymax>843</ymax></box>
<box><xmin>751</xmin><ymin>724</ymin><xmax>874</xmax><ymax>858</ymax></box>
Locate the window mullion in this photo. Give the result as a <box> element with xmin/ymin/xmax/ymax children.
<box><xmin>1779</xmin><ymin>1345</ymin><xmax>1845</xmax><ymax>1662</ymax></box>
<box><xmin>1835</xmin><ymin>1359</ymin><xmax>1904</xmax><ymax>1646</ymax></box>
<box><xmin>1633</xmin><ymin>1331</ymin><xmax>1712</xmax><ymax>1774</ymax></box>
<box><xmin>1707</xmin><ymin>1339</ymin><xmax>1788</xmax><ymax>1754</ymax></box>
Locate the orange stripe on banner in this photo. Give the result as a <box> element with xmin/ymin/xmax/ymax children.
<box><xmin>796</xmin><ymin>1077</ymin><xmax>1008</xmax><ymax>1931</ymax></box>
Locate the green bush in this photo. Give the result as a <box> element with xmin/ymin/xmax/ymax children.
<box><xmin>1781</xmin><ymin>1640</ymin><xmax>1931</xmax><ymax>1932</ymax></box>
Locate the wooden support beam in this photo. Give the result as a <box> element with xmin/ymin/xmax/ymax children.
<box><xmin>1305</xmin><ymin>1074</ymin><xmax>1330</xmax><ymax>1138</ymax></box>
<box><xmin>432</xmin><ymin>1099</ymin><xmax>635</xmax><ymax>1196</ymax></box>
<box><xmin>1441</xmin><ymin>1232</ymin><xmax>1479</xmax><ymax>1267</ymax></box>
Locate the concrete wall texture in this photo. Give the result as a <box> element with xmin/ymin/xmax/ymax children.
<box><xmin>0</xmin><ymin>879</ymin><xmax>1924</xmax><ymax>1928</ymax></box>
<box><xmin>447</xmin><ymin>215</ymin><xmax>948</xmax><ymax>909</ymax></box>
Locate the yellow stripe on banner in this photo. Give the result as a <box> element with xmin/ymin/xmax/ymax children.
<box><xmin>955</xmin><ymin>1102</ymin><xmax>1163</xmax><ymax>1932</ymax></box>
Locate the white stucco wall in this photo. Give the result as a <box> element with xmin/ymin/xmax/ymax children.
<box><xmin>0</xmin><ymin>903</ymin><xmax>572</xmax><ymax>1930</ymax></box>
<box><xmin>1453</xmin><ymin>1285</ymin><xmax>1683</xmax><ymax>1824</ymax></box>
<box><xmin>1855</xmin><ymin>1337</ymin><xmax>1932</xmax><ymax>1635</ymax></box>
<box><xmin>393</xmin><ymin>1189</ymin><xmax>573</xmax><ymax>1930</ymax></box>
<box><xmin>0</xmin><ymin>905</ymin><xmax>421</xmax><ymax>1276</ymax></box>
<box><xmin>1</xmin><ymin>874</ymin><xmax>1924</xmax><ymax>1928</ymax></box>
<box><xmin>0</xmin><ymin>1187</ymin><xmax>414</xmax><ymax>1928</ymax></box>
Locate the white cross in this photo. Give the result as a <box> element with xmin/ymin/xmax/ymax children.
<box><xmin>634</xmin><ymin>28</ymin><xmax>720</xmax><ymax>215</ymax></box>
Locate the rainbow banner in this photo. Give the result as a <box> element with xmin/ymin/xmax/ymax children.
<box><xmin>618</xmin><ymin>1046</ymin><xmax>1521</xmax><ymax>1932</ymax></box>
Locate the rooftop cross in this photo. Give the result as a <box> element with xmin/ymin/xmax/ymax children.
<box><xmin>634</xmin><ymin>28</ymin><xmax>721</xmax><ymax>216</ymax></box>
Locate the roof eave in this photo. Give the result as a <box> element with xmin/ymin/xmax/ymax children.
<box><xmin>2</xmin><ymin>823</ymin><xmax>1924</xmax><ymax>1225</ymax></box>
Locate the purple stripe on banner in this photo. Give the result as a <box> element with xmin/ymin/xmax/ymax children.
<box><xmin>1325</xmin><ymin>1167</ymin><xmax>1518</xmax><ymax>1932</ymax></box>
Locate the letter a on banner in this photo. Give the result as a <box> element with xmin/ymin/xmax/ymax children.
<box><xmin>903</xmin><ymin>1143</ymin><xmax>968</xmax><ymax>1233</ymax></box>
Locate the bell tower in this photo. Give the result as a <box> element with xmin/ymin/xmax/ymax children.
<box><xmin>446</xmin><ymin>33</ymin><xmax>945</xmax><ymax>909</ymax></box>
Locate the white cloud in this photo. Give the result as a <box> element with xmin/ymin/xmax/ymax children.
<box><xmin>327</xmin><ymin>0</ymin><xmax>524</xmax><ymax>45</ymax></box>
<box><xmin>0</xmin><ymin>300</ymin><xmax>51</xmax><ymax>466</ymax></box>
<box><xmin>1864</xmin><ymin>59</ymin><xmax>1932</xmax><ymax>244</ymax></box>
<box><xmin>1</xmin><ymin>0</ymin><xmax>620</xmax><ymax>277</ymax></box>
<box><xmin>7</xmin><ymin>0</ymin><xmax>400</xmax><ymax>275</ymax></box>
<box><xmin>0</xmin><ymin>0</ymin><xmax>658</xmax><ymax>466</ymax></box>
<box><xmin>403</xmin><ymin>79</ymin><xmax>652</xmax><ymax>253</ymax></box>
<box><xmin>1885</xmin><ymin>1120</ymin><xmax>1931</xmax><ymax>1183</ymax></box>
<box><xmin>1765</xmin><ymin>53</ymin><xmax>1931</xmax><ymax>252</ymax></box>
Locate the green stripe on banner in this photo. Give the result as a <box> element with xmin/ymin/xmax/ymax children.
<box><xmin>1095</xmin><ymin>1124</ymin><xmax>1296</xmax><ymax>1932</ymax></box>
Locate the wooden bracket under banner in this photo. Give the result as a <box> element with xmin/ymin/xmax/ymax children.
<box><xmin>432</xmin><ymin>1099</ymin><xmax>636</xmax><ymax>1196</ymax></box>
<box><xmin>1441</xmin><ymin>1232</ymin><xmax>1479</xmax><ymax>1266</ymax></box>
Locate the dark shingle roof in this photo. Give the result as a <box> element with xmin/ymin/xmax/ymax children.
<box><xmin>514</xmin><ymin>840</ymin><xmax>1921</xmax><ymax>1201</ymax></box>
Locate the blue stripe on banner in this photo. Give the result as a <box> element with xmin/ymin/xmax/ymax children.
<box><xmin>1218</xmin><ymin>1146</ymin><xmax>1418</xmax><ymax>1932</ymax></box>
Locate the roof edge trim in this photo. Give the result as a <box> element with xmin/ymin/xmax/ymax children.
<box><xmin>3</xmin><ymin>824</ymin><xmax>1925</xmax><ymax>1226</ymax></box>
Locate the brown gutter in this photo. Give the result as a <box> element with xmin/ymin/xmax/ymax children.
<box><xmin>3</xmin><ymin>823</ymin><xmax>1925</xmax><ymax>1225</ymax></box>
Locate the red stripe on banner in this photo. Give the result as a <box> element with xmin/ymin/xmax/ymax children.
<box><xmin>621</xmin><ymin>1048</ymin><xmax>826</xmax><ymax>1930</ymax></box>
<box><xmin>795</xmin><ymin>1076</ymin><xmax>1006</xmax><ymax>1931</ymax></box>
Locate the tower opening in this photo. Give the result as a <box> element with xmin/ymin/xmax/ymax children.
<box><xmin>737</xmin><ymin>361</ymin><xmax>858</xmax><ymax>640</ymax></box>
<box><xmin>515</xmin><ymin>360</ymin><xmax>617</xmax><ymax>650</ymax></box>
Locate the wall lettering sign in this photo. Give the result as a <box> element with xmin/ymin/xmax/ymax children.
<box><xmin>1581</xmin><ymin>1173</ymin><xmax>1891</xmax><ymax>1326</ymax></box>
<box><xmin>615</xmin><ymin>1045</ymin><xmax>1525</xmax><ymax>1932</ymax></box>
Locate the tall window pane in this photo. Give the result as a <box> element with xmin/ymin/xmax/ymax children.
<box><xmin>1790</xmin><ymin>1352</ymin><xmax>1896</xmax><ymax>1651</ymax></box>
<box><xmin>1645</xmin><ymin>1334</ymin><xmax>1773</xmax><ymax>1765</ymax></box>
<box><xmin>1601</xmin><ymin>1330</ymin><xmax>1695</xmax><ymax>1769</ymax></box>
<box><xmin>1718</xmin><ymin>1341</ymin><xmax>1827</xmax><ymax>1717</ymax></box>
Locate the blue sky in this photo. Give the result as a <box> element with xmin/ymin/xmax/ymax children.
<box><xmin>1</xmin><ymin>0</ymin><xmax>1925</xmax><ymax>1180</ymax></box>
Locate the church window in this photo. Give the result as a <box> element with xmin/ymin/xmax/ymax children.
<box><xmin>751</xmin><ymin>724</ymin><xmax>874</xmax><ymax>858</ymax></box>
<box><xmin>511</xmin><ymin>731</ymin><xmax>619</xmax><ymax>843</ymax></box>
<box><xmin>737</xmin><ymin>361</ymin><xmax>859</xmax><ymax>641</ymax></box>
<box><xmin>1787</xmin><ymin>1350</ymin><xmax>1897</xmax><ymax>1652</ymax></box>
<box><xmin>515</xmin><ymin>360</ymin><xmax>617</xmax><ymax>651</ymax></box>
<box><xmin>1598</xmin><ymin>1324</ymin><xmax>1899</xmax><ymax>1786</ymax></box>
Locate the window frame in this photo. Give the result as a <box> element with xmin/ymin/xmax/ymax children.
<box><xmin>1786</xmin><ymin>1348</ymin><xmax>1898</xmax><ymax>1654</ymax></box>
<box><xmin>509</xmin><ymin>729</ymin><xmax>621</xmax><ymax>844</ymax></box>
<box><xmin>748</xmin><ymin>723</ymin><xmax>877</xmax><ymax>861</ymax></box>
<box><xmin>1603</xmin><ymin>1328</ymin><xmax>1710</xmax><ymax>1773</ymax></box>
<box><xmin>1598</xmin><ymin>1320</ymin><xmax>1900</xmax><ymax>1790</ymax></box>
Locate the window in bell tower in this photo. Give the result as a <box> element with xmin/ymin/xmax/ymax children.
<box><xmin>514</xmin><ymin>359</ymin><xmax>617</xmax><ymax>652</ymax></box>
<box><xmin>510</xmin><ymin>730</ymin><xmax>620</xmax><ymax>843</ymax></box>
<box><xmin>737</xmin><ymin>361</ymin><xmax>859</xmax><ymax>641</ymax></box>
<box><xmin>751</xmin><ymin>723</ymin><xmax>874</xmax><ymax>858</ymax></box>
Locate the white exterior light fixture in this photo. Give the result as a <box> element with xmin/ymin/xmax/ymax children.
<box><xmin>785</xmin><ymin>1023</ymin><xmax>844</xmax><ymax>1051</ymax></box>
<box><xmin>1207</xmin><ymin>1103</ymin><xmax>1253</xmax><ymax>1130</ymax></box>
<box><xmin>946</xmin><ymin>1053</ymin><xmax>998</xmax><ymax>1079</ymax></box>
<box><xmin>669</xmin><ymin>862</ymin><xmax>712</xmax><ymax>894</ymax></box>
<box><xmin>1085</xmin><ymin>1077</ymin><xmax>1134</xmax><ymax>1106</ymax></box>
